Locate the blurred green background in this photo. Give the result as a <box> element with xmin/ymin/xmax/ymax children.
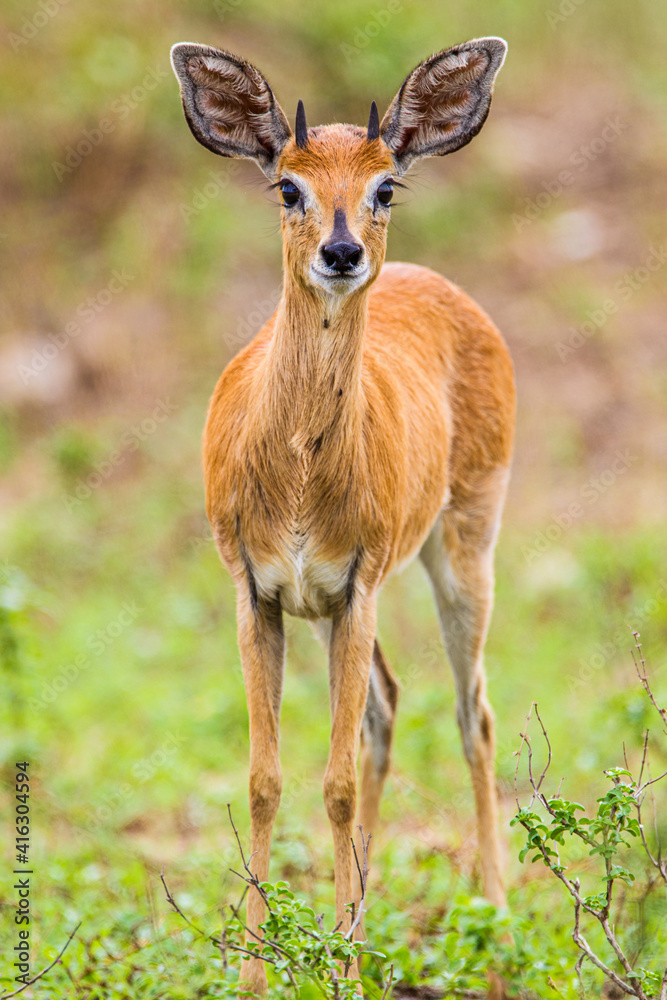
<box><xmin>1</xmin><ymin>0</ymin><xmax>666</xmax><ymax>996</ymax></box>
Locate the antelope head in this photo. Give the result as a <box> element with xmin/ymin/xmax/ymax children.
<box><xmin>171</xmin><ymin>39</ymin><xmax>507</xmax><ymax>299</ymax></box>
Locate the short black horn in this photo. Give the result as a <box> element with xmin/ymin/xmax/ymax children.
<box><xmin>295</xmin><ymin>99</ymin><xmax>308</xmax><ymax>149</ymax></box>
<box><xmin>367</xmin><ymin>100</ymin><xmax>380</xmax><ymax>141</ymax></box>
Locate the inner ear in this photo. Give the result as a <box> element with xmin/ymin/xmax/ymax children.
<box><xmin>170</xmin><ymin>43</ymin><xmax>292</xmax><ymax>179</ymax></box>
<box><xmin>380</xmin><ymin>37</ymin><xmax>507</xmax><ymax>174</ymax></box>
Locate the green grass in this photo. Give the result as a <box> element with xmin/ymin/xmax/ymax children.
<box><xmin>1</xmin><ymin>397</ymin><xmax>665</xmax><ymax>997</ymax></box>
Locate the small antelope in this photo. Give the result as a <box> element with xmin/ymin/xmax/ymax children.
<box><xmin>171</xmin><ymin>37</ymin><xmax>515</xmax><ymax>993</ymax></box>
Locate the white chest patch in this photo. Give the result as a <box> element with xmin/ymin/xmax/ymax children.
<box><xmin>253</xmin><ymin>539</ymin><xmax>351</xmax><ymax>618</ymax></box>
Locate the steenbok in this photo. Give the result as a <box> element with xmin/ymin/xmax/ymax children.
<box><xmin>171</xmin><ymin>37</ymin><xmax>514</xmax><ymax>993</ymax></box>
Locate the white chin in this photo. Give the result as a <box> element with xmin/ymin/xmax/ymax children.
<box><xmin>310</xmin><ymin>266</ymin><xmax>370</xmax><ymax>296</ymax></box>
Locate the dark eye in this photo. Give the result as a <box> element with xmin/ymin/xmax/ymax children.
<box><xmin>280</xmin><ymin>180</ymin><xmax>300</xmax><ymax>207</ymax></box>
<box><xmin>376</xmin><ymin>181</ymin><xmax>393</xmax><ymax>206</ymax></box>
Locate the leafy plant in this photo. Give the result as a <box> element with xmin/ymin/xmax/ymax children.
<box><xmin>160</xmin><ymin>808</ymin><xmax>393</xmax><ymax>999</ymax></box>
<box><xmin>512</xmin><ymin>635</ymin><xmax>667</xmax><ymax>999</ymax></box>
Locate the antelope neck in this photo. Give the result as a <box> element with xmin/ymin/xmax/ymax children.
<box><xmin>261</xmin><ymin>279</ymin><xmax>369</xmax><ymax>445</ymax></box>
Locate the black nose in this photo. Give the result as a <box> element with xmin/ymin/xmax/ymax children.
<box><xmin>321</xmin><ymin>241</ymin><xmax>363</xmax><ymax>273</ymax></box>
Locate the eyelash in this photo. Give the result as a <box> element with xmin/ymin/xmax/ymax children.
<box><xmin>275</xmin><ymin>178</ymin><xmax>404</xmax><ymax>211</ymax></box>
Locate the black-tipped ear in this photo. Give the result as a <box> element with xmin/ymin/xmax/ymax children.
<box><xmin>367</xmin><ymin>101</ymin><xmax>380</xmax><ymax>142</ymax></box>
<box><xmin>170</xmin><ymin>42</ymin><xmax>292</xmax><ymax>179</ymax></box>
<box><xmin>295</xmin><ymin>99</ymin><xmax>308</xmax><ymax>149</ymax></box>
<box><xmin>380</xmin><ymin>37</ymin><xmax>507</xmax><ymax>175</ymax></box>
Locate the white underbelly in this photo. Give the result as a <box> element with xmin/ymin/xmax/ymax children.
<box><xmin>253</xmin><ymin>541</ymin><xmax>352</xmax><ymax>618</ymax></box>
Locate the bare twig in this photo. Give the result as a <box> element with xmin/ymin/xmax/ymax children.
<box><xmin>346</xmin><ymin>828</ymin><xmax>371</xmax><ymax>943</ymax></box>
<box><xmin>0</xmin><ymin>922</ymin><xmax>81</xmax><ymax>1000</ymax></box>
<box><xmin>352</xmin><ymin>832</ymin><xmax>365</xmax><ymax>897</ymax></box>
<box><xmin>631</xmin><ymin>631</ymin><xmax>667</xmax><ymax>732</ymax></box>
<box><xmin>574</xmin><ymin>953</ymin><xmax>586</xmax><ymax>997</ymax></box>
<box><xmin>161</xmin><ymin>869</ymin><xmax>282</xmax><ymax>977</ymax></box>
<box><xmin>380</xmin><ymin>964</ymin><xmax>395</xmax><ymax>999</ymax></box>
<box><xmin>513</xmin><ymin>702</ymin><xmax>535</xmax><ymax>809</ymax></box>
<box><xmin>227</xmin><ymin>805</ymin><xmax>275</xmax><ymax>915</ymax></box>
<box><xmin>227</xmin><ymin>943</ymin><xmax>276</xmax><ymax>965</ymax></box>
<box><xmin>571</xmin><ymin>882</ymin><xmax>639</xmax><ymax>998</ymax></box>
<box><xmin>219</xmin><ymin>908</ymin><xmax>228</xmax><ymax>971</ymax></box>
<box><xmin>637</xmin><ymin>768</ymin><xmax>667</xmax><ymax>794</ymax></box>
<box><xmin>636</xmin><ymin>788</ymin><xmax>667</xmax><ymax>888</ymax></box>
<box><xmin>227</xmin><ymin>802</ymin><xmax>250</xmax><ymax>869</ymax></box>
<box><xmin>161</xmin><ymin>869</ymin><xmax>209</xmax><ymax>940</ymax></box>
<box><xmin>638</xmin><ymin>731</ymin><xmax>649</xmax><ymax>787</ymax></box>
<box><xmin>316</xmin><ymin>913</ymin><xmax>340</xmax><ymax>999</ymax></box>
<box><xmin>533</xmin><ymin>704</ymin><xmax>553</xmax><ymax>797</ymax></box>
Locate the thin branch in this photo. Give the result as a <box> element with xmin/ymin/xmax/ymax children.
<box><xmin>650</xmin><ymin>774</ymin><xmax>664</xmax><ymax>876</ymax></box>
<box><xmin>227</xmin><ymin>802</ymin><xmax>250</xmax><ymax>870</ymax></box>
<box><xmin>638</xmin><ymin>731</ymin><xmax>649</xmax><ymax>788</ymax></box>
<box><xmin>316</xmin><ymin>913</ymin><xmax>340</xmax><ymax>999</ymax></box>
<box><xmin>219</xmin><ymin>910</ymin><xmax>228</xmax><ymax>972</ymax></box>
<box><xmin>533</xmin><ymin>704</ymin><xmax>553</xmax><ymax>797</ymax></box>
<box><xmin>513</xmin><ymin>702</ymin><xmax>535</xmax><ymax>810</ymax></box>
<box><xmin>162</xmin><ymin>867</ymin><xmax>279</xmax><ymax>977</ymax></box>
<box><xmin>352</xmin><ymin>835</ymin><xmax>365</xmax><ymax>897</ymax></box>
<box><xmin>574</xmin><ymin>953</ymin><xmax>586</xmax><ymax>998</ymax></box>
<box><xmin>635</xmin><ymin>792</ymin><xmax>666</xmax><ymax>887</ymax></box>
<box><xmin>380</xmin><ymin>964</ymin><xmax>395</xmax><ymax>999</ymax></box>
<box><xmin>631</xmin><ymin>631</ymin><xmax>667</xmax><ymax>732</ymax></box>
<box><xmin>637</xmin><ymin>768</ymin><xmax>667</xmax><ymax>794</ymax></box>
<box><xmin>227</xmin><ymin>943</ymin><xmax>276</xmax><ymax>966</ymax></box>
<box><xmin>346</xmin><ymin>829</ymin><xmax>371</xmax><ymax>943</ymax></box>
<box><xmin>571</xmin><ymin>883</ymin><xmax>639</xmax><ymax>999</ymax></box>
<box><xmin>227</xmin><ymin>806</ymin><xmax>275</xmax><ymax>915</ymax></box>
<box><xmin>0</xmin><ymin>922</ymin><xmax>81</xmax><ymax>1000</ymax></box>
<box><xmin>161</xmin><ymin>869</ymin><xmax>209</xmax><ymax>940</ymax></box>
<box><xmin>600</xmin><ymin>915</ymin><xmax>640</xmax><ymax>986</ymax></box>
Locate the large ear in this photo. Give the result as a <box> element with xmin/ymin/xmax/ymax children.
<box><xmin>380</xmin><ymin>37</ymin><xmax>507</xmax><ymax>175</ymax></box>
<box><xmin>170</xmin><ymin>42</ymin><xmax>292</xmax><ymax>179</ymax></box>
